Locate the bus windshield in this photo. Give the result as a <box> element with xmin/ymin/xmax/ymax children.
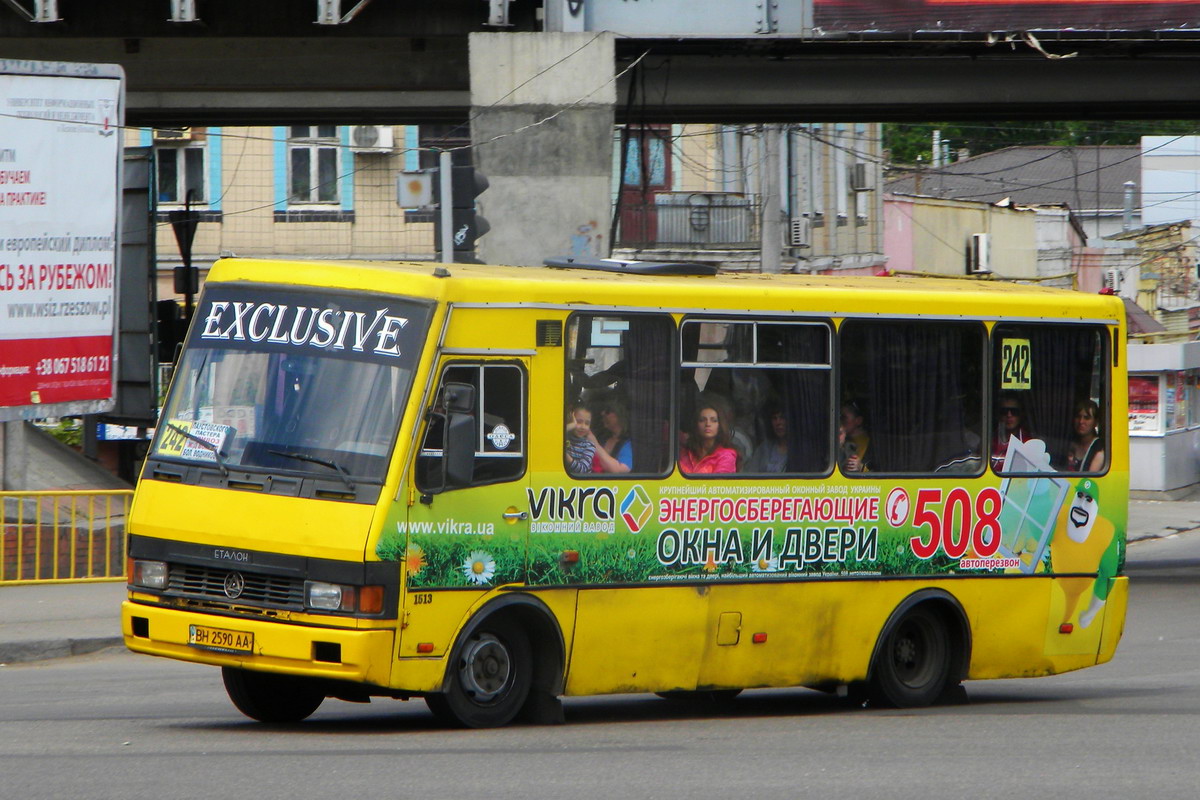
<box><xmin>151</xmin><ymin>284</ymin><xmax>433</xmax><ymax>484</ymax></box>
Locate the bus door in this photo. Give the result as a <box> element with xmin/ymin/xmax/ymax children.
<box><xmin>398</xmin><ymin>359</ymin><xmax>530</xmax><ymax>658</ymax></box>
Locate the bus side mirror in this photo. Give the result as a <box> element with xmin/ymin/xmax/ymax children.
<box><xmin>444</xmin><ymin>412</ymin><xmax>475</xmax><ymax>488</ymax></box>
<box><xmin>440</xmin><ymin>382</ymin><xmax>476</xmax><ymax>489</ymax></box>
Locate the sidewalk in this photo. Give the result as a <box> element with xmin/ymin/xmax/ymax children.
<box><xmin>2</xmin><ymin>498</ymin><xmax>1198</xmax><ymax>666</ymax></box>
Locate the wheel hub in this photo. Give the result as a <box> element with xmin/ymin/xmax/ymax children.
<box><xmin>459</xmin><ymin>633</ymin><xmax>511</xmax><ymax>703</ymax></box>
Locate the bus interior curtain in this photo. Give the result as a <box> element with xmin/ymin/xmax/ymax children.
<box><xmin>779</xmin><ymin>334</ymin><xmax>831</xmax><ymax>474</ymax></box>
<box><xmin>861</xmin><ymin>323</ymin><xmax>971</xmax><ymax>473</ymax></box>
<box><xmin>626</xmin><ymin>316</ymin><xmax>673</xmax><ymax>474</ymax></box>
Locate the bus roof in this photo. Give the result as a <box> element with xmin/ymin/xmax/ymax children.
<box><xmin>205</xmin><ymin>258</ymin><xmax>1125</xmax><ymax>324</ymax></box>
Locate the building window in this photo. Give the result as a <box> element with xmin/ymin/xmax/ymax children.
<box><xmin>287</xmin><ymin>125</ymin><xmax>340</xmax><ymax>204</ymax></box>
<box><xmin>156</xmin><ymin>144</ymin><xmax>206</xmax><ymax>205</ymax></box>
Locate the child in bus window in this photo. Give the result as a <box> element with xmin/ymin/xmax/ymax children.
<box><xmin>565</xmin><ymin>402</ymin><xmax>597</xmax><ymax>474</ymax></box>
<box><xmin>840</xmin><ymin>401</ymin><xmax>870</xmax><ymax>473</ymax></box>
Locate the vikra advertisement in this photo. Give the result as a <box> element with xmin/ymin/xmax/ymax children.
<box><xmin>0</xmin><ymin>62</ymin><xmax>123</xmax><ymax>417</ymax></box>
<box><xmin>381</xmin><ymin>439</ymin><xmax>1125</xmax><ymax>593</ymax></box>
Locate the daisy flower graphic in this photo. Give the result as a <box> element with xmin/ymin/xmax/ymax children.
<box><xmin>462</xmin><ymin>550</ymin><xmax>496</xmax><ymax>585</ymax></box>
<box><xmin>751</xmin><ymin>556</ymin><xmax>779</xmax><ymax>573</ymax></box>
<box><xmin>404</xmin><ymin>544</ymin><xmax>427</xmax><ymax>575</ymax></box>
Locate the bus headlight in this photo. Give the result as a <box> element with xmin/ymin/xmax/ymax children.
<box><xmin>306</xmin><ymin>581</ymin><xmax>352</xmax><ymax>611</ymax></box>
<box><xmin>304</xmin><ymin>581</ymin><xmax>384</xmax><ymax>614</ymax></box>
<box><xmin>129</xmin><ymin>559</ymin><xmax>168</xmax><ymax>590</ymax></box>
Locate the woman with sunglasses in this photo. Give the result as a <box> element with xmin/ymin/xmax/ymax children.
<box><xmin>991</xmin><ymin>393</ymin><xmax>1032</xmax><ymax>470</ymax></box>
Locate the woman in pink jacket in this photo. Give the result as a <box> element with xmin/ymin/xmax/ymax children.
<box><xmin>679</xmin><ymin>403</ymin><xmax>738</xmax><ymax>475</ymax></box>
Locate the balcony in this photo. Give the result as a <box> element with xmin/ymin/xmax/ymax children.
<box><xmin>616</xmin><ymin>192</ymin><xmax>760</xmax><ymax>250</ymax></box>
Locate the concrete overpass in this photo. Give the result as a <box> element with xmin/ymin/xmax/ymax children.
<box><xmin>4</xmin><ymin>1</ymin><xmax>1200</xmax><ymax>125</ymax></box>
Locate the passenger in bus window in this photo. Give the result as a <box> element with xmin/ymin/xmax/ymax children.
<box><xmin>991</xmin><ymin>392</ymin><xmax>1032</xmax><ymax>470</ymax></box>
<box><xmin>839</xmin><ymin>401</ymin><xmax>870</xmax><ymax>473</ymax></box>
<box><xmin>680</xmin><ymin>403</ymin><xmax>738</xmax><ymax>474</ymax></box>
<box><xmin>565</xmin><ymin>402</ymin><xmax>597</xmax><ymax>474</ymax></box>
<box><xmin>591</xmin><ymin>399</ymin><xmax>633</xmax><ymax>474</ymax></box>
<box><xmin>746</xmin><ymin>404</ymin><xmax>789</xmax><ymax>473</ymax></box>
<box><xmin>1065</xmin><ymin>399</ymin><xmax>1105</xmax><ymax>473</ymax></box>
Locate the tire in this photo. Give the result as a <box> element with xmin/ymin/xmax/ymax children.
<box><xmin>869</xmin><ymin>605</ymin><xmax>952</xmax><ymax>709</ymax></box>
<box><xmin>425</xmin><ymin>620</ymin><xmax>532</xmax><ymax>728</ymax></box>
<box><xmin>221</xmin><ymin>667</ymin><xmax>325</xmax><ymax>723</ymax></box>
<box><xmin>655</xmin><ymin>689</ymin><xmax>742</xmax><ymax>703</ymax></box>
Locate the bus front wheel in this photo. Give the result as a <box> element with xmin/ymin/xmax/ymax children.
<box><xmin>221</xmin><ymin>667</ymin><xmax>325</xmax><ymax>723</ymax></box>
<box><xmin>869</xmin><ymin>605</ymin><xmax>952</xmax><ymax>708</ymax></box>
<box><xmin>426</xmin><ymin>620</ymin><xmax>532</xmax><ymax>728</ymax></box>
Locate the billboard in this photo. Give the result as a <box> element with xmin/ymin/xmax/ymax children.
<box><xmin>0</xmin><ymin>60</ymin><xmax>123</xmax><ymax>421</ymax></box>
<box><xmin>813</xmin><ymin>0</ymin><xmax>1200</xmax><ymax>34</ymax></box>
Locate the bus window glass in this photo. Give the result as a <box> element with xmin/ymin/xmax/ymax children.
<box><xmin>679</xmin><ymin>319</ymin><xmax>832</xmax><ymax>475</ymax></box>
<box><xmin>417</xmin><ymin>363</ymin><xmax>526</xmax><ymax>490</ymax></box>
<box><xmin>565</xmin><ymin>314</ymin><xmax>673</xmax><ymax>476</ymax></box>
<box><xmin>840</xmin><ymin>320</ymin><xmax>985</xmax><ymax>475</ymax></box>
<box><xmin>152</xmin><ymin>288</ymin><xmax>429</xmax><ymax>485</ymax></box>
<box><xmin>992</xmin><ymin>324</ymin><xmax>1107</xmax><ymax>474</ymax></box>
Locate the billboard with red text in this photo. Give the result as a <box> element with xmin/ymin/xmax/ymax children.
<box><xmin>813</xmin><ymin>0</ymin><xmax>1200</xmax><ymax>34</ymax></box>
<box><xmin>0</xmin><ymin>60</ymin><xmax>123</xmax><ymax>421</ymax></box>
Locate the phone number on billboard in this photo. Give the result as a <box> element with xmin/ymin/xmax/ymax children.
<box><xmin>34</xmin><ymin>355</ymin><xmax>111</xmax><ymax>376</ymax></box>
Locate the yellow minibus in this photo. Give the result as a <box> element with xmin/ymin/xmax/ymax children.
<box><xmin>123</xmin><ymin>257</ymin><xmax>1128</xmax><ymax>727</ymax></box>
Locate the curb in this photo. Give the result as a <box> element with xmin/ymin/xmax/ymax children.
<box><xmin>0</xmin><ymin>636</ymin><xmax>124</xmax><ymax>666</ymax></box>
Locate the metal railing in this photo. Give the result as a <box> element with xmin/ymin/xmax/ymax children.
<box><xmin>0</xmin><ymin>490</ymin><xmax>133</xmax><ymax>585</ymax></box>
<box><xmin>616</xmin><ymin>194</ymin><xmax>761</xmax><ymax>250</ymax></box>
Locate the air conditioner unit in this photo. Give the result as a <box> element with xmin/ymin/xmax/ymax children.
<box><xmin>350</xmin><ymin>125</ymin><xmax>395</xmax><ymax>154</ymax></box>
<box><xmin>1102</xmin><ymin>268</ymin><xmax>1124</xmax><ymax>291</ymax></box>
<box><xmin>968</xmin><ymin>233</ymin><xmax>991</xmax><ymax>274</ymax></box>
<box><xmin>850</xmin><ymin>162</ymin><xmax>870</xmax><ymax>192</ymax></box>
<box><xmin>153</xmin><ymin>127</ymin><xmax>192</xmax><ymax>142</ymax></box>
<box><xmin>789</xmin><ymin>216</ymin><xmax>811</xmax><ymax>247</ymax></box>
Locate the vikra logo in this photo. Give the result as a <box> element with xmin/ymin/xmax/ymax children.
<box><xmin>527</xmin><ymin>486</ymin><xmax>616</xmax><ymax>522</ymax></box>
<box><xmin>199</xmin><ymin>301</ymin><xmax>409</xmax><ymax>357</ymax></box>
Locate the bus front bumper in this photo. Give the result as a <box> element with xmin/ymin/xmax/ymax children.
<box><xmin>122</xmin><ymin>600</ymin><xmax>396</xmax><ymax>687</ymax></box>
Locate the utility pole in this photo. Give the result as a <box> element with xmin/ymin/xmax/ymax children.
<box><xmin>760</xmin><ymin>124</ymin><xmax>784</xmax><ymax>274</ymax></box>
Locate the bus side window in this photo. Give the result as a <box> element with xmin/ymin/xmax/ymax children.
<box><xmin>991</xmin><ymin>324</ymin><xmax>1107</xmax><ymax>475</ymax></box>
<box><xmin>839</xmin><ymin>320</ymin><xmax>985</xmax><ymax>475</ymax></box>
<box><xmin>564</xmin><ymin>313</ymin><xmax>674</xmax><ymax>476</ymax></box>
<box><xmin>416</xmin><ymin>363</ymin><xmax>526</xmax><ymax>491</ymax></box>
<box><xmin>680</xmin><ymin>318</ymin><xmax>833</xmax><ymax>475</ymax></box>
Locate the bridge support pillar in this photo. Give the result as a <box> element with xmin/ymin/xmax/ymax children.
<box><xmin>469</xmin><ymin>32</ymin><xmax>616</xmax><ymax>266</ymax></box>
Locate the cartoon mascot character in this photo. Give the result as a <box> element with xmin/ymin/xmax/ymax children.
<box><xmin>1052</xmin><ymin>478</ymin><xmax>1119</xmax><ymax>629</ymax></box>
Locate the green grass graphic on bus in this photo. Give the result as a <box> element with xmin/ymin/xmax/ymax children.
<box><xmin>376</xmin><ymin>474</ymin><xmax>1124</xmax><ymax>590</ymax></box>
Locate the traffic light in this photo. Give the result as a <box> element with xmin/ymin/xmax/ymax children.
<box><xmin>432</xmin><ymin>164</ymin><xmax>490</xmax><ymax>263</ymax></box>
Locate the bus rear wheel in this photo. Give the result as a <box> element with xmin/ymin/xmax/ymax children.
<box><xmin>869</xmin><ymin>605</ymin><xmax>952</xmax><ymax>708</ymax></box>
<box><xmin>426</xmin><ymin>620</ymin><xmax>532</xmax><ymax>728</ymax></box>
<box><xmin>221</xmin><ymin>667</ymin><xmax>325</xmax><ymax>723</ymax></box>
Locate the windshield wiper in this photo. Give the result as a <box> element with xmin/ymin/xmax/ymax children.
<box><xmin>165</xmin><ymin>423</ymin><xmax>229</xmax><ymax>477</ymax></box>
<box><xmin>268</xmin><ymin>449</ymin><xmax>356</xmax><ymax>491</ymax></box>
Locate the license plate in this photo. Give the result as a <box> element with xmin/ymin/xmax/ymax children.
<box><xmin>188</xmin><ymin>624</ymin><xmax>254</xmax><ymax>654</ymax></box>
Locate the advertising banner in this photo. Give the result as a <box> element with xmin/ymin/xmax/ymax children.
<box><xmin>0</xmin><ymin>61</ymin><xmax>123</xmax><ymax>420</ymax></box>
<box><xmin>813</xmin><ymin>0</ymin><xmax>1200</xmax><ymax>34</ymax></box>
